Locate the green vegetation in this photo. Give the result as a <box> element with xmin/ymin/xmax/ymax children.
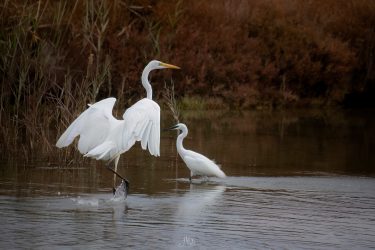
<box><xmin>0</xmin><ymin>0</ymin><xmax>374</xmax><ymax>158</ymax></box>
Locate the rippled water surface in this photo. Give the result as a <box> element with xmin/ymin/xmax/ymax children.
<box><xmin>1</xmin><ymin>110</ymin><xmax>375</xmax><ymax>249</ymax></box>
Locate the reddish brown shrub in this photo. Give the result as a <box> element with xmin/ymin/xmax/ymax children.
<box><xmin>0</xmin><ymin>0</ymin><xmax>374</xmax><ymax>155</ymax></box>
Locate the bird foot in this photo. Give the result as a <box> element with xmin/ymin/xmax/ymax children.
<box><xmin>113</xmin><ymin>179</ymin><xmax>130</xmax><ymax>199</ymax></box>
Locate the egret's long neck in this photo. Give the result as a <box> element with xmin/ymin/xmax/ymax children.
<box><xmin>176</xmin><ymin>127</ymin><xmax>188</xmax><ymax>156</ymax></box>
<box><xmin>141</xmin><ymin>66</ymin><xmax>152</xmax><ymax>100</ymax></box>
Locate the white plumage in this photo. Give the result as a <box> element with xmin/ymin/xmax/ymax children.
<box><xmin>56</xmin><ymin>60</ymin><xmax>180</xmax><ymax>188</ymax></box>
<box><xmin>56</xmin><ymin>97</ymin><xmax>123</xmax><ymax>159</ymax></box>
<box><xmin>81</xmin><ymin>98</ymin><xmax>160</xmax><ymax>160</ymax></box>
<box><xmin>168</xmin><ymin>123</ymin><xmax>226</xmax><ymax>180</ymax></box>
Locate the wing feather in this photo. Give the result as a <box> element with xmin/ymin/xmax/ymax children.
<box><xmin>118</xmin><ymin>98</ymin><xmax>160</xmax><ymax>156</ymax></box>
<box><xmin>141</xmin><ymin>122</ymin><xmax>152</xmax><ymax>150</ymax></box>
<box><xmin>67</xmin><ymin>97</ymin><xmax>160</xmax><ymax>160</ymax></box>
<box><xmin>56</xmin><ymin>97</ymin><xmax>117</xmax><ymax>154</ymax></box>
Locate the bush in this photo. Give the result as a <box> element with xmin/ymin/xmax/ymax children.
<box><xmin>0</xmin><ymin>0</ymin><xmax>374</xmax><ymax>157</ymax></box>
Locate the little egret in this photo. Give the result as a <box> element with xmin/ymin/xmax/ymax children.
<box><xmin>166</xmin><ymin>123</ymin><xmax>226</xmax><ymax>182</ymax></box>
<box><xmin>56</xmin><ymin>60</ymin><xmax>180</xmax><ymax>194</ymax></box>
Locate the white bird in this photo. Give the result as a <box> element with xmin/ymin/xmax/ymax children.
<box><xmin>167</xmin><ymin>123</ymin><xmax>226</xmax><ymax>182</ymax></box>
<box><xmin>56</xmin><ymin>60</ymin><xmax>180</xmax><ymax>193</ymax></box>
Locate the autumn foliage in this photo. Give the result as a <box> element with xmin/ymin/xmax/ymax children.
<box><xmin>0</xmin><ymin>0</ymin><xmax>374</xmax><ymax>155</ymax></box>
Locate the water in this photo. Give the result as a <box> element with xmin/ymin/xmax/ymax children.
<box><xmin>1</xmin><ymin>109</ymin><xmax>375</xmax><ymax>249</ymax></box>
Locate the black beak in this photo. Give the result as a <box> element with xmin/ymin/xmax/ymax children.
<box><xmin>163</xmin><ymin>124</ymin><xmax>179</xmax><ymax>132</ymax></box>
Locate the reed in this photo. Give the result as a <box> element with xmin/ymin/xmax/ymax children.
<box><xmin>0</xmin><ymin>0</ymin><xmax>374</xmax><ymax>161</ymax></box>
<box><xmin>163</xmin><ymin>79</ymin><xmax>180</xmax><ymax>122</ymax></box>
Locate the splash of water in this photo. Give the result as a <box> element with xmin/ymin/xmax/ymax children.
<box><xmin>72</xmin><ymin>197</ymin><xmax>99</xmax><ymax>207</ymax></box>
<box><xmin>113</xmin><ymin>179</ymin><xmax>128</xmax><ymax>199</ymax></box>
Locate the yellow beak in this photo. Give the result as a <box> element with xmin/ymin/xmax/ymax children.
<box><xmin>160</xmin><ymin>62</ymin><xmax>180</xmax><ymax>69</ymax></box>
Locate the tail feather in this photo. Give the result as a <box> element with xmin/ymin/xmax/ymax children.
<box><xmin>215</xmin><ymin>168</ymin><xmax>226</xmax><ymax>178</ymax></box>
<box><xmin>210</xmin><ymin>160</ymin><xmax>226</xmax><ymax>178</ymax></box>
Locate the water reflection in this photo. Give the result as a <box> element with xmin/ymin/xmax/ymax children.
<box><xmin>172</xmin><ymin>109</ymin><xmax>375</xmax><ymax>176</ymax></box>
<box><xmin>0</xmin><ymin>109</ymin><xmax>375</xmax><ymax>249</ymax></box>
<box><xmin>172</xmin><ymin>184</ymin><xmax>225</xmax><ymax>247</ymax></box>
<box><xmin>0</xmin><ymin>176</ymin><xmax>375</xmax><ymax>249</ymax></box>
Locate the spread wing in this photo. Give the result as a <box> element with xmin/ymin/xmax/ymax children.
<box><xmin>56</xmin><ymin>97</ymin><xmax>117</xmax><ymax>154</ymax></box>
<box><xmin>117</xmin><ymin>98</ymin><xmax>160</xmax><ymax>156</ymax></box>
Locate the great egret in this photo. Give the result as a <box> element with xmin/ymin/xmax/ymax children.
<box><xmin>56</xmin><ymin>60</ymin><xmax>180</xmax><ymax>194</ymax></box>
<box><xmin>166</xmin><ymin>123</ymin><xmax>226</xmax><ymax>182</ymax></box>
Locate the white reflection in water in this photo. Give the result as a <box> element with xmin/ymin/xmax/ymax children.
<box><xmin>172</xmin><ymin>184</ymin><xmax>226</xmax><ymax>248</ymax></box>
<box><xmin>1</xmin><ymin>109</ymin><xmax>375</xmax><ymax>249</ymax></box>
<box><xmin>0</xmin><ymin>177</ymin><xmax>375</xmax><ymax>249</ymax></box>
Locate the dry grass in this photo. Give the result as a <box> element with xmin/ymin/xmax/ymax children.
<box><xmin>0</xmin><ymin>0</ymin><xmax>374</xmax><ymax>160</ymax></box>
<box><xmin>163</xmin><ymin>79</ymin><xmax>180</xmax><ymax>122</ymax></box>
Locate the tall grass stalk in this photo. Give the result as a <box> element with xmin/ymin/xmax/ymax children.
<box><xmin>0</xmin><ymin>0</ymin><xmax>374</xmax><ymax>162</ymax></box>
<box><xmin>83</xmin><ymin>0</ymin><xmax>112</xmax><ymax>102</ymax></box>
<box><xmin>163</xmin><ymin>80</ymin><xmax>180</xmax><ymax>123</ymax></box>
